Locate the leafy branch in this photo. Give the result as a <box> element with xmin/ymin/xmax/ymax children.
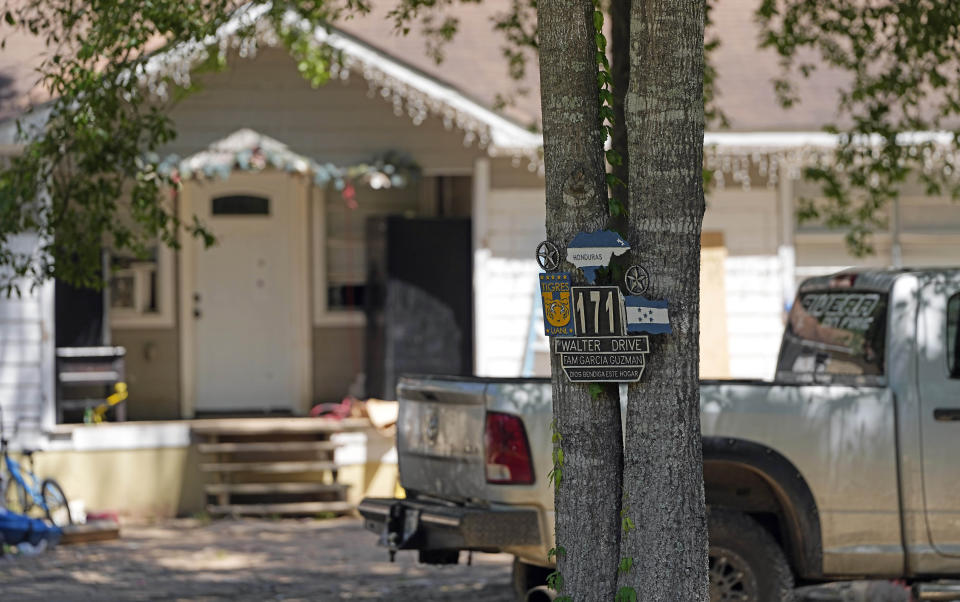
<box><xmin>757</xmin><ymin>1</ymin><xmax>960</xmax><ymax>256</ymax></box>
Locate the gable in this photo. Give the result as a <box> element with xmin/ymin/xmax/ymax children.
<box><xmin>164</xmin><ymin>46</ymin><xmax>493</xmax><ymax>172</ymax></box>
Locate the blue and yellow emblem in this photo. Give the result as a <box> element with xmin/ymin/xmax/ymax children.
<box><xmin>539</xmin><ymin>272</ymin><xmax>575</xmax><ymax>337</ymax></box>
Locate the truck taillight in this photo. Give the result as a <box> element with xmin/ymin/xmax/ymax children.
<box><xmin>485</xmin><ymin>412</ymin><xmax>534</xmax><ymax>485</ymax></box>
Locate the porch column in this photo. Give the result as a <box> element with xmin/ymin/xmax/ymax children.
<box><xmin>471</xmin><ymin>157</ymin><xmax>490</xmax><ymax>375</ymax></box>
<box><xmin>777</xmin><ymin>161</ymin><xmax>797</xmax><ymax>317</ymax></box>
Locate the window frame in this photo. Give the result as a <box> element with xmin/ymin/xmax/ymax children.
<box><xmin>312</xmin><ymin>186</ymin><xmax>366</xmax><ymax>327</ymax></box>
<box><xmin>109</xmin><ymin>242</ymin><xmax>175</xmax><ymax>329</ymax></box>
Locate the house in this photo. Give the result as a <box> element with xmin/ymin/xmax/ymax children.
<box><xmin>1</xmin><ymin>1</ymin><xmax>959</xmax><ymax>515</ymax></box>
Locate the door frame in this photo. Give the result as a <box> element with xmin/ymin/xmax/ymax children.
<box><xmin>178</xmin><ymin>172</ymin><xmax>313</xmax><ymax>417</ymax></box>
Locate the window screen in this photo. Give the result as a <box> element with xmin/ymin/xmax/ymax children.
<box><xmin>948</xmin><ymin>294</ymin><xmax>960</xmax><ymax>378</ymax></box>
<box><xmin>776</xmin><ymin>291</ymin><xmax>888</xmax><ymax>385</ymax></box>
<box><xmin>212</xmin><ymin>195</ymin><xmax>270</xmax><ymax>215</ymax></box>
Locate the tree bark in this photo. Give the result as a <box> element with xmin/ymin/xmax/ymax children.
<box><xmin>618</xmin><ymin>2</ymin><xmax>708</xmax><ymax>600</ymax></box>
<box><xmin>537</xmin><ymin>1</ymin><xmax>623</xmax><ymax>600</ymax></box>
<box><xmin>611</xmin><ymin>0</ymin><xmax>630</xmax><ymax>200</ymax></box>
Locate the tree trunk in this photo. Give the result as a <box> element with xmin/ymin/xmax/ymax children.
<box><xmin>537</xmin><ymin>1</ymin><xmax>623</xmax><ymax>600</ymax></box>
<box><xmin>618</xmin><ymin>2</ymin><xmax>708</xmax><ymax>600</ymax></box>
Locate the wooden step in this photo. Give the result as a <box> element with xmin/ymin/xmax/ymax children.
<box><xmin>60</xmin><ymin>520</ymin><xmax>121</xmax><ymax>545</ymax></box>
<box><xmin>197</xmin><ymin>441</ymin><xmax>340</xmax><ymax>454</ymax></box>
<box><xmin>206</xmin><ymin>501</ymin><xmax>354</xmax><ymax>515</ymax></box>
<box><xmin>200</xmin><ymin>461</ymin><xmax>338</xmax><ymax>473</ymax></box>
<box><xmin>190</xmin><ymin>418</ymin><xmax>368</xmax><ymax>436</ymax></box>
<box><xmin>204</xmin><ymin>482</ymin><xmax>349</xmax><ymax>495</ymax></box>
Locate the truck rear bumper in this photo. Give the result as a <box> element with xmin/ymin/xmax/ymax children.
<box><xmin>359</xmin><ymin>497</ymin><xmax>541</xmax><ymax>553</ymax></box>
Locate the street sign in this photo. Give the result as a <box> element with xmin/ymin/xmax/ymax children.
<box><xmin>555</xmin><ymin>336</ymin><xmax>649</xmax><ymax>382</ymax></box>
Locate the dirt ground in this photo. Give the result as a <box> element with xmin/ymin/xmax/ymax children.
<box><xmin>0</xmin><ymin>517</ymin><xmax>515</xmax><ymax>601</ymax></box>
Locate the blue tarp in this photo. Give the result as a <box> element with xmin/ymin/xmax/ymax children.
<box><xmin>0</xmin><ymin>508</ymin><xmax>62</xmax><ymax>546</ymax></box>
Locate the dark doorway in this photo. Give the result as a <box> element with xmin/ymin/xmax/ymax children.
<box><xmin>365</xmin><ymin>216</ymin><xmax>473</xmax><ymax>399</ymax></box>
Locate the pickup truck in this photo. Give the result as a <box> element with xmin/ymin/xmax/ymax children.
<box><xmin>360</xmin><ymin>268</ymin><xmax>960</xmax><ymax>601</ymax></box>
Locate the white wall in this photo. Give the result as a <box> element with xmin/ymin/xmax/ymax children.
<box><xmin>475</xmin><ymin>185</ymin><xmax>792</xmax><ymax>381</ymax></box>
<box><xmin>704</xmin><ymin>188</ymin><xmax>785</xmax><ymax>380</ymax></box>
<box><xmin>0</xmin><ymin>234</ymin><xmax>55</xmax><ymax>449</ymax></box>
<box><xmin>475</xmin><ymin>188</ymin><xmax>545</xmax><ymax>377</ymax></box>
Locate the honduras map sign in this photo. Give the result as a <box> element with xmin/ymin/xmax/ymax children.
<box><xmin>565</xmin><ymin>230</ymin><xmax>631</xmax><ymax>283</ymax></box>
<box><xmin>536</xmin><ymin>229</ymin><xmax>672</xmax><ymax>383</ymax></box>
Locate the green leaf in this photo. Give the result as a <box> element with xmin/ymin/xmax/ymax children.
<box><xmin>4</xmin><ymin>11</ymin><xmax>14</xmax><ymax>25</ymax></box>
<box><xmin>597</xmin><ymin>51</ymin><xmax>610</xmax><ymax>71</ymax></box>
<box><xmin>593</xmin><ymin>10</ymin><xmax>603</xmax><ymax>32</ymax></box>
<box><xmin>618</xmin><ymin>557</ymin><xmax>634</xmax><ymax>574</ymax></box>
<box><xmin>608</xmin><ymin>197</ymin><xmax>626</xmax><ymax>218</ymax></box>
<box><xmin>595</xmin><ymin>32</ymin><xmax>606</xmax><ymax>53</ymax></box>
<box><xmin>588</xmin><ymin>382</ymin><xmax>604</xmax><ymax>399</ymax></box>
<box><xmin>615</xmin><ymin>587</ymin><xmax>638</xmax><ymax>602</ymax></box>
<box><xmin>546</xmin><ymin>570</ymin><xmax>564</xmax><ymax>592</ymax></box>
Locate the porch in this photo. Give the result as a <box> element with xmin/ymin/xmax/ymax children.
<box><xmin>33</xmin><ymin>416</ymin><xmax>398</xmax><ymax>519</ymax></box>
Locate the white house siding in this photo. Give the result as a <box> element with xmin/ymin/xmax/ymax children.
<box><xmin>704</xmin><ymin>189</ymin><xmax>785</xmax><ymax>380</ymax></box>
<box><xmin>476</xmin><ymin>187</ymin><xmax>546</xmax><ymax>376</ymax></box>
<box><xmin>0</xmin><ymin>234</ymin><xmax>55</xmax><ymax>448</ymax></box>
<box><xmin>475</xmin><ymin>183</ymin><xmax>794</xmax><ymax>380</ymax></box>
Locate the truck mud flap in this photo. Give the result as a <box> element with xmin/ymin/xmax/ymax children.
<box><xmin>359</xmin><ymin>497</ymin><xmax>541</xmax><ymax>557</ymax></box>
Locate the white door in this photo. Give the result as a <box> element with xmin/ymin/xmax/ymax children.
<box><xmin>182</xmin><ymin>173</ymin><xmax>311</xmax><ymax>414</ymax></box>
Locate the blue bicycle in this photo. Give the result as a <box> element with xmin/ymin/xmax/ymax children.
<box><xmin>0</xmin><ymin>407</ymin><xmax>72</xmax><ymax>527</ymax></box>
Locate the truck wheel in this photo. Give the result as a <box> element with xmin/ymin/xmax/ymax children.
<box><xmin>709</xmin><ymin>508</ymin><xmax>794</xmax><ymax>602</ymax></box>
<box><xmin>512</xmin><ymin>557</ymin><xmax>552</xmax><ymax>602</ymax></box>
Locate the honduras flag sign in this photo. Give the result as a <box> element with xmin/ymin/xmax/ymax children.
<box><xmin>565</xmin><ymin>230</ymin><xmax>631</xmax><ymax>283</ymax></box>
<box><xmin>624</xmin><ymin>295</ymin><xmax>672</xmax><ymax>334</ymax></box>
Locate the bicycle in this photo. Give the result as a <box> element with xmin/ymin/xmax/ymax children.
<box><xmin>0</xmin><ymin>406</ymin><xmax>72</xmax><ymax>527</ymax></box>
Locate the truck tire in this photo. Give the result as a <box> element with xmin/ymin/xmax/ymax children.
<box><xmin>512</xmin><ymin>557</ymin><xmax>552</xmax><ymax>602</ymax></box>
<box><xmin>709</xmin><ymin>508</ymin><xmax>794</xmax><ymax>602</ymax></box>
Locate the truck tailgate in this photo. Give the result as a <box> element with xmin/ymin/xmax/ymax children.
<box><xmin>397</xmin><ymin>376</ymin><xmax>488</xmax><ymax>500</ymax></box>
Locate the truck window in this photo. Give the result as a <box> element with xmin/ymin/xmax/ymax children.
<box><xmin>776</xmin><ymin>291</ymin><xmax>888</xmax><ymax>385</ymax></box>
<box><xmin>948</xmin><ymin>293</ymin><xmax>960</xmax><ymax>378</ymax></box>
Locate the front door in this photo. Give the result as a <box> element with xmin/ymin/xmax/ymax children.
<box><xmin>181</xmin><ymin>172</ymin><xmax>311</xmax><ymax>414</ymax></box>
<box><xmin>918</xmin><ymin>273</ymin><xmax>960</xmax><ymax>556</ymax></box>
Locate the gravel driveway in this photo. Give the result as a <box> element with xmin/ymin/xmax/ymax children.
<box><xmin>0</xmin><ymin>517</ymin><xmax>514</xmax><ymax>601</ymax></box>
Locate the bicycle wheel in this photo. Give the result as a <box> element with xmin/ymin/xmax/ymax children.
<box><xmin>3</xmin><ymin>478</ymin><xmax>30</xmax><ymax>515</ymax></box>
<box><xmin>41</xmin><ymin>479</ymin><xmax>72</xmax><ymax>526</ymax></box>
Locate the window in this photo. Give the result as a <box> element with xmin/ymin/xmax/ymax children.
<box><xmin>948</xmin><ymin>293</ymin><xmax>960</xmax><ymax>378</ymax></box>
<box><xmin>776</xmin><ymin>290</ymin><xmax>888</xmax><ymax>385</ymax></box>
<box><xmin>314</xmin><ymin>184</ymin><xmax>420</xmax><ymax>324</ymax></box>
<box><xmin>212</xmin><ymin>195</ymin><xmax>270</xmax><ymax>215</ymax></box>
<box><xmin>109</xmin><ymin>244</ymin><xmax>174</xmax><ymax>328</ymax></box>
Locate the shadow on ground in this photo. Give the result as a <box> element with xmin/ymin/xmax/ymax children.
<box><xmin>0</xmin><ymin>517</ymin><xmax>514</xmax><ymax>601</ymax></box>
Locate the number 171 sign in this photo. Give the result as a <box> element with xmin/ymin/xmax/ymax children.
<box><xmin>571</xmin><ymin>286</ymin><xmax>624</xmax><ymax>337</ymax></box>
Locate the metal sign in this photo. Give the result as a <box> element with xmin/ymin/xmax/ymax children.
<box><xmin>565</xmin><ymin>230</ymin><xmax>630</xmax><ymax>284</ymax></box>
<box><xmin>570</xmin><ymin>286</ymin><xmax>625</xmax><ymax>337</ymax></box>
<box><xmin>539</xmin><ymin>273</ymin><xmax>576</xmax><ymax>337</ymax></box>
<box><xmin>535</xmin><ymin>229</ymin><xmax>672</xmax><ymax>384</ymax></box>
<box><xmin>555</xmin><ymin>336</ymin><xmax>649</xmax><ymax>382</ymax></box>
